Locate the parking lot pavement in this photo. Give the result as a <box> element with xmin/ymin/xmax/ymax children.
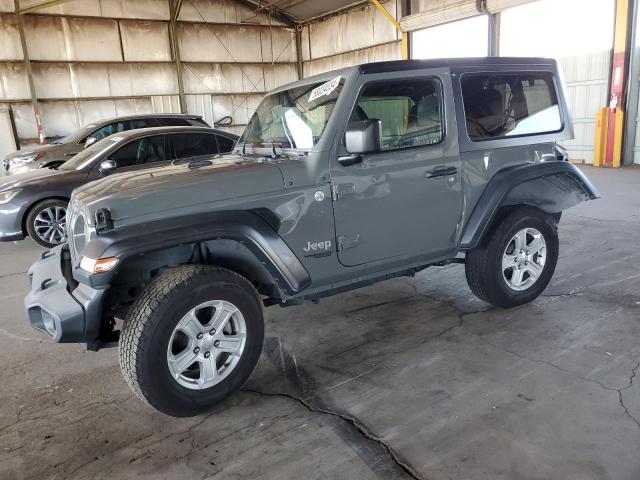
<box><xmin>1</xmin><ymin>166</ymin><xmax>639</xmax><ymax>480</ymax></box>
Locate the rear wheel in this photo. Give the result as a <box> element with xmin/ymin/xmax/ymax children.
<box><xmin>465</xmin><ymin>207</ymin><xmax>559</xmax><ymax>308</ymax></box>
<box><xmin>119</xmin><ymin>265</ymin><xmax>264</xmax><ymax>417</ymax></box>
<box><xmin>25</xmin><ymin>198</ymin><xmax>68</xmax><ymax>248</ymax></box>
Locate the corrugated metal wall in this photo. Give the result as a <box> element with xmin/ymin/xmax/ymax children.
<box><xmin>301</xmin><ymin>1</ymin><xmax>403</xmax><ymax>78</ymax></box>
<box><xmin>557</xmin><ymin>51</ymin><xmax>611</xmax><ymax>164</ymax></box>
<box><xmin>0</xmin><ymin>0</ymin><xmax>297</xmax><ymax>142</ymax></box>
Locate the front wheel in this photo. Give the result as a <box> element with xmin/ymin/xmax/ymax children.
<box><xmin>465</xmin><ymin>207</ymin><xmax>559</xmax><ymax>308</ymax></box>
<box><xmin>25</xmin><ymin>198</ymin><xmax>68</xmax><ymax>248</ymax></box>
<box><xmin>119</xmin><ymin>265</ymin><xmax>264</xmax><ymax>417</ymax></box>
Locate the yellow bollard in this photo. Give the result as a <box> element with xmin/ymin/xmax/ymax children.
<box><xmin>593</xmin><ymin>107</ymin><xmax>608</xmax><ymax>167</ymax></box>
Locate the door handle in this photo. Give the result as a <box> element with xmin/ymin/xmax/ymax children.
<box><xmin>426</xmin><ymin>166</ymin><xmax>457</xmax><ymax>178</ymax></box>
<box><xmin>337</xmin><ymin>154</ymin><xmax>363</xmax><ymax>167</ymax></box>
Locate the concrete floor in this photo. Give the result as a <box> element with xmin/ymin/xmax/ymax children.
<box><xmin>0</xmin><ymin>165</ymin><xmax>639</xmax><ymax>480</ymax></box>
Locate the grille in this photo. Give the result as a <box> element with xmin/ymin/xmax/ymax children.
<box><xmin>67</xmin><ymin>200</ymin><xmax>86</xmax><ymax>263</ymax></box>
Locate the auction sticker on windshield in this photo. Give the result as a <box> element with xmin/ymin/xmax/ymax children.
<box><xmin>308</xmin><ymin>77</ymin><xmax>341</xmax><ymax>102</ymax></box>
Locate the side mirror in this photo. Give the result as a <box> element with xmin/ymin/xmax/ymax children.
<box><xmin>84</xmin><ymin>136</ymin><xmax>98</xmax><ymax>148</ymax></box>
<box><xmin>338</xmin><ymin>119</ymin><xmax>382</xmax><ymax>167</ymax></box>
<box><xmin>213</xmin><ymin>115</ymin><xmax>232</xmax><ymax>128</ymax></box>
<box><xmin>99</xmin><ymin>159</ymin><xmax>117</xmax><ymax>175</ymax></box>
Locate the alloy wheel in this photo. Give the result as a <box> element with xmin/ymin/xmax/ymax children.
<box><xmin>33</xmin><ymin>206</ymin><xmax>67</xmax><ymax>246</ymax></box>
<box><xmin>501</xmin><ymin>227</ymin><xmax>547</xmax><ymax>291</ymax></box>
<box><xmin>167</xmin><ymin>300</ymin><xmax>247</xmax><ymax>390</ymax></box>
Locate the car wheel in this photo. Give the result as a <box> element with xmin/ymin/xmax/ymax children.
<box><xmin>119</xmin><ymin>265</ymin><xmax>264</xmax><ymax>417</ymax></box>
<box><xmin>465</xmin><ymin>207</ymin><xmax>559</xmax><ymax>308</ymax></box>
<box><xmin>25</xmin><ymin>198</ymin><xmax>68</xmax><ymax>248</ymax></box>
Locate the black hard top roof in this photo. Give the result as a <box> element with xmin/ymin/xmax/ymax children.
<box><xmin>357</xmin><ymin>57</ymin><xmax>557</xmax><ymax>74</ymax></box>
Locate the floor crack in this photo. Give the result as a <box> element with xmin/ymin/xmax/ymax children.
<box><xmin>482</xmin><ymin>340</ymin><xmax>640</xmax><ymax>429</ymax></box>
<box><xmin>566</xmin><ymin>213</ymin><xmax>640</xmax><ymax>225</ymax></box>
<box><xmin>0</xmin><ymin>270</ymin><xmax>26</xmax><ymax>279</ymax></box>
<box><xmin>242</xmin><ymin>388</ymin><xmax>423</xmax><ymax>480</ymax></box>
<box><xmin>617</xmin><ymin>362</ymin><xmax>640</xmax><ymax>429</ymax></box>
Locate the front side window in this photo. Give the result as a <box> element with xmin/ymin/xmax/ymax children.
<box><xmin>89</xmin><ymin>121</ymin><xmax>126</xmax><ymax>142</ymax></box>
<box><xmin>350</xmin><ymin>78</ymin><xmax>444</xmax><ymax>151</ymax></box>
<box><xmin>108</xmin><ymin>135</ymin><xmax>167</xmax><ymax>168</ymax></box>
<box><xmin>171</xmin><ymin>133</ymin><xmax>219</xmax><ymax>159</ymax></box>
<box><xmin>461</xmin><ymin>72</ymin><xmax>562</xmax><ymax>140</ymax></box>
<box><xmin>240</xmin><ymin>77</ymin><xmax>344</xmax><ymax>149</ymax></box>
<box><xmin>216</xmin><ymin>135</ymin><xmax>235</xmax><ymax>152</ymax></box>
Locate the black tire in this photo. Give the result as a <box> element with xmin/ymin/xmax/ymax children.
<box><xmin>25</xmin><ymin>198</ymin><xmax>69</xmax><ymax>248</ymax></box>
<box><xmin>465</xmin><ymin>207</ymin><xmax>559</xmax><ymax>308</ymax></box>
<box><xmin>119</xmin><ymin>265</ymin><xmax>264</xmax><ymax>417</ymax></box>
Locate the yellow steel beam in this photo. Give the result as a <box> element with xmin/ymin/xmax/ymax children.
<box><xmin>603</xmin><ymin>0</ymin><xmax>631</xmax><ymax>167</ymax></box>
<box><xmin>19</xmin><ymin>0</ymin><xmax>75</xmax><ymax>14</ymax></box>
<box><xmin>371</xmin><ymin>0</ymin><xmax>408</xmax><ymax>60</ymax></box>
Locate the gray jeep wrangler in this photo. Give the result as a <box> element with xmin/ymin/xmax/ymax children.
<box><xmin>25</xmin><ymin>58</ymin><xmax>599</xmax><ymax>417</ymax></box>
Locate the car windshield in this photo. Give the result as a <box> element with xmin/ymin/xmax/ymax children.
<box><xmin>59</xmin><ymin>136</ymin><xmax>120</xmax><ymax>170</ymax></box>
<box><xmin>239</xmin><ymin>77</ymin><xmax>344</xmax><ymax>149</ymax></box>
<box><xmin>52</xmin><ymin>123</ymin><xmax>99</xmax><ymax>145</ymax></box>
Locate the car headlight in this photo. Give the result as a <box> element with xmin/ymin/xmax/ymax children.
<box><xmin>79</xmin><ymin>256</ymin><xmax>119</xmax><ymax>274</ymax></box>
<box><xmin>0</xmin><ymin>189</ymin><xmax>21</xmax><ymax>205</ymax></box>
<box><xmin>10</xmin><ymin>152</ymin><xmax>45</xmax><ymax>165</ymax></box>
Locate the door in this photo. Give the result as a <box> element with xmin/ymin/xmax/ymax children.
<box><xmin>332</xmin><ymin>74</ymin><xmax>462</xmax><ymax>267</ymax></box>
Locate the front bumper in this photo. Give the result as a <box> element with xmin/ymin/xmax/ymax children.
<box><xmin>25</xmin><ymin>245</ymin><xmax>106</xmax><ymax>343</ymax></box>
<box><xmin>0</xmin><ymin>202</ymin><xmax>26</xmax><ymax>241</ymax></box>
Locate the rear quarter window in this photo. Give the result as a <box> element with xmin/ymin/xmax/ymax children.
<box><xmin>188</xmin><ymin>118</ymin><xmax>210</xmax><ymax>127</ymax></box>
<box><xmin>159</xmin><ymin>117</ymin><xmax>191</xmax><ymax>127</ymax></box>
<box><xmin>461</xmin><ymin>72</ymin><xmax>562</xmax><ymax>141</ymax></box>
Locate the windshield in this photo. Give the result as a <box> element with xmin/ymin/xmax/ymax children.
<box><xmin>59</xmin><ymin>136</ymin><xmax>120</xmax><ymax>170</ymax></box>
<box><xmin>239</xmin><ymin>77</ymin><xmax>344</xmax><ymax>149</ymax></box>
<box><xmin>52</xmin><ymin>123</ymin><xmax>97</xmax><ymax>145</ymax></box>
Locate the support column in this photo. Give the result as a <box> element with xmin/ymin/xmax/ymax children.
<box><xmin>14</xmin><ymin>0</ymin><xmax>45</xmax><ymax>144</ymax></box>
<box><xmin>295</xmin><ymin>25</ymin><xmax>303</xmax><ymax>80</ymax></box>
<box><xmin>169</xmin><ymin>0</ymin><xmax>186</xmax><ymax>113</ymax></box>
<box><xmin>595</xmin><ymin>0</ymin><xmax>632</xmax><ymax>167</ymax></box>
<box><xmin>372</xmin><ymin>0</ymin><xmax>408</xmax><ymax>60</ymax></box>
<box><xmin>488</xmin><ymin>12</ymin><xmax>500</xmax><ymax>56</ymax></box>
<box><xmin>623</xmin><ymin>0</ymin><xmax>640</xmax><ymax>165</ymax></box>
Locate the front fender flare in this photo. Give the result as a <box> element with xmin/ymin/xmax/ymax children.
<box><xmin>74</xmin><ymin>210</ymin><xmax>311</xmax><ymax>295</ymax></box>
<box><xmin>459</xmin><ymin>161</ymin><xmax>599</xmax><ymax>250</ymax></box>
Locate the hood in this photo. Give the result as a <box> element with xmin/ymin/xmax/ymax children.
<box><xmin>0</xmin><ymin>167</ymin><xmax>69</xmax><ymax>192</ymax></box>
<box><xmin>4</xmin><ymin>143</ymin><xmax>60</xmax><ymax>161</ymax></box>
<box><xmin>73</xmin><ymin>154</ymin><xmax>286</xmax><ymax>227</ymax></box>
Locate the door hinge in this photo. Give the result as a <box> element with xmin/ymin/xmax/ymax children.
<box><xmin>337</xmin><ymin>234</ymin><xmax>361</xmax><ymax>251</ymax></box>
<box><xmin>331</xmin><ymin>183</ymin><xmax>356</xmax><ymax>201</ymax></box>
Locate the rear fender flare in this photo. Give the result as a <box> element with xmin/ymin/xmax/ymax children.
<box><xmin>459</xmin><ymin>161</ymin><xmax>599</xmax><ymax>250</ymax></box>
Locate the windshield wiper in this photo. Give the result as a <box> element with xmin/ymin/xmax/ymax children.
<box><xmin>266</xmin><ymin>141</ymin><xmax>285</xmax><ymax>158</ymax></box>
<box><xmin>173</xmin><ymin>156</ymin><xmax>213</xmax><ymax>168</ymax></box>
